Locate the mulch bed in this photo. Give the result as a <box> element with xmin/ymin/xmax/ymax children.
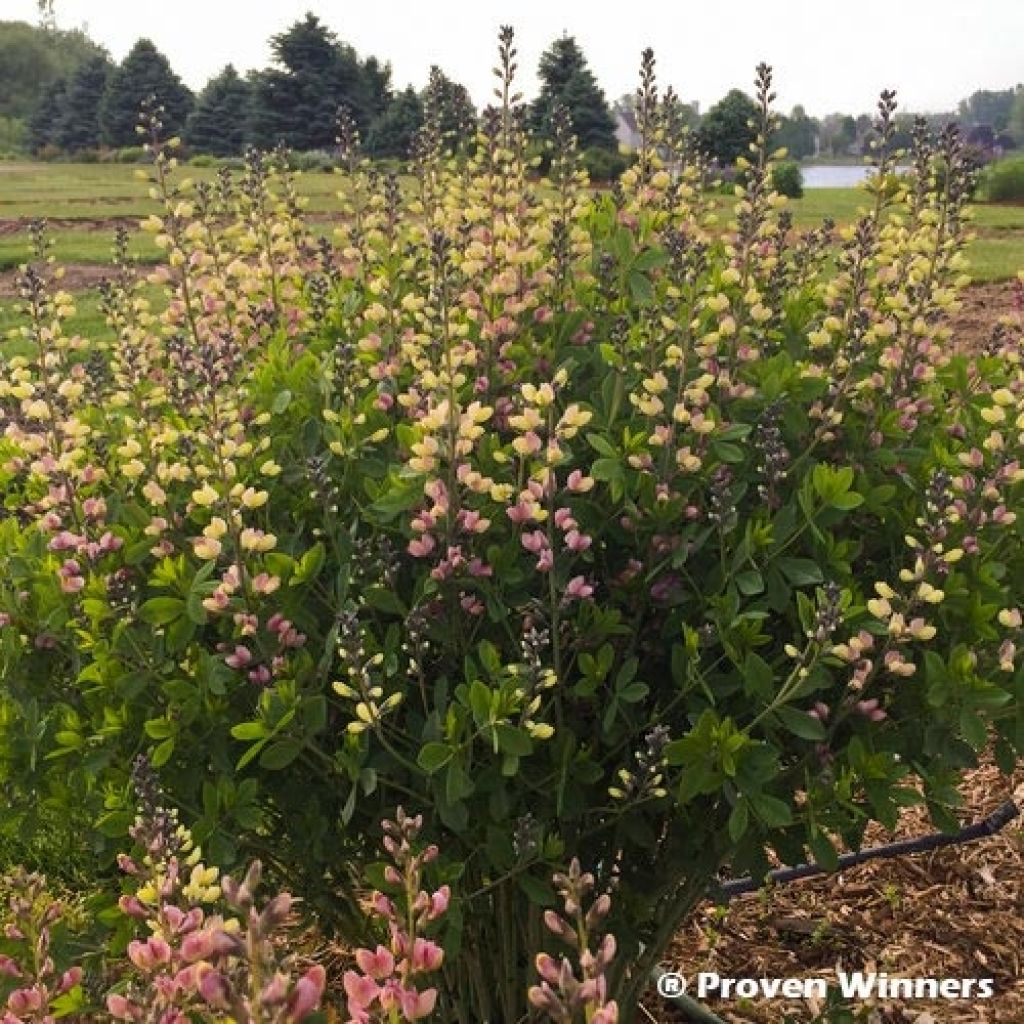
<box><xmin>653</xmin><ymin>759</ymin><xmax>1024</xmax><ymax>1023</ymax></box>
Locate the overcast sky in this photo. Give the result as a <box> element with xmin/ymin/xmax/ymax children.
<box><xmin>6</xmin><ymin>0</ymin><xmax>1024</xmax><ymax>117</ymax></box>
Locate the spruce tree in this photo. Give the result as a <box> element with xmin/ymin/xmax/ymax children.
<box><xmin>27</xmin><ymin>75</ymin><xmax>65</xmax><ymax>152</ymax></box>
<box><xmin>247</xmin><ymin>13</ymin><xmax>390</xmax><ymax>151</ymax></box>
<box><xmin>99</xmin><ymin>38</ymin><xmax>193</xmax><ymax>147</ymax></box>
<box><xmin>531</xmin><ymin>35</ymin><xmax>616</xmax><ymax>151</ymax></box>
<box><xmin>185</xmin><ymin>65</ymin><xmax>252</xmax><ymax>156</ymax></box>
<box><xmin>367</xmin><ymin>85</ymin><xmax>423</xmax><ymax>158</ymax></box>
<box><xmin>55</xmin><ymin>54</ymin><xmax>111</xmax><ymax>151</ymax></box>
<box><xmin>423</xmin><ymin>66</ymin><xmax>476</xmax><ymax>144</ymax></box>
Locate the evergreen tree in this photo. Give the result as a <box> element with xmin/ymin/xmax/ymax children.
<box><xmin>367</xmin><ymin>85</ymin><xmax>423</xmax><ymax>158</ymax></box>
<box><xmin>185</xmin><ymin>65</ymin><xmax>252</xmax><ymax>156</ymax></box>
<box><xmin>99</xmin><ymin>38</ymin><xmax>193</xmax><ymax>147</ymax></box>
<box><xmin>423</xmin><ymin>66</ymin><xmax>476</xmax><ymax>143</ymax></box>
<box><xmin>55</xmin><ymin>54</ymin><xmax>111</xmax><ymax>151</ymax></box>
<box><xmin>247</xmin><ymin>13</ymin><xmax>390</xmax><ymax>150</ymax></box>
<box><xmin>697</xmin><ymin>88</ymin><xmax>759</xmax><ymax>165</ymax></box>
<box><xmin>531</xmin><ymin>35</ymin><xmax>616</xmax><ymax>151</ymax></box>
<box><xmin>27</xmin><ymin>75</ymin><xmax>65</xmax><ymax>151</ymax></box>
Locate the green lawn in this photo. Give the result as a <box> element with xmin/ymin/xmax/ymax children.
<box><xmin>0</xmin><ymin>161</ymin><xmax>348</xmax><ymax>220</ymax></box>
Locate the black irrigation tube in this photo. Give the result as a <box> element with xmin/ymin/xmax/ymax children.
<box><xmin>652</xmin><ymin>798</ymin><xmax>1021</xmax><ymax>1023</ymax></box>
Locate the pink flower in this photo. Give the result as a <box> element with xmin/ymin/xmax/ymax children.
<box><xmin>408</xmin><ymin>534</ymin><xmax>436</xmax><ymax>558</ymax></box>
<box><xmin>564</xmin><ymin>529</ymin><xmax>592</xmax><ymax>552</ymax></box>
<box><xmin>429</xmin><ymin>885</ymin><xmax>450</xmax><ymax>918</ymax></box>
<box><xmin>106</xmin><ymin>993</ymin><xmax>142</xmax><ymax>1021</ymax></box>
<box><xmin>343</xmin><ymin>970</ymin><xmax>381</xmax><ymax>1011</ymax></box>
<box><xmin>355</xmin><ymin>945</ymin><xmax>395</xmax><ymax>980</ymax></box>
<box><xmin>564</xmin><ymin>576</ymin><xmax>594</xmax><ymax>602</ymax></box>
<box><xmin>411</xmin><ymin>938</ymin><xmax>444</xmax><ymax>972</ymax></box>
<box><xmin>285</xmin><ymin>964</ymin><xmax>326</xmax><ymax>1022</ymax></box>
<box><xmin>521</xmin><ymin>531</ymin><xmax>548</xmax><ymax>554</ymax></box>
<box><xmin>225</xmin><ymin>645</ymin><xmax>253</xmax><ymax>669</ymax></box>
<box><xmin>399</xmin><ymin>986</ymin><xmax>438</xmax><ymax>1020</ymax></box>
<box><xmin>196</xmin><ymin>965</ymin><xmax>231</xmax><ymax>1008</ymax></box>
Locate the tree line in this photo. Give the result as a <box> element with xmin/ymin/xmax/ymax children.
<box><xmin>3</xmin><ymin>12</ymin><xmax>1022</xmax><ymax>165</ymax></box>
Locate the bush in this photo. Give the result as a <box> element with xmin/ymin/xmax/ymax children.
<box><xmin>113</xmin><ymin>145</ymin><xmax>147</xmax><ymax>163</ymax></box>
<box><xmin>287</xmin><ymin>149</ymin><xmax>335</xmax><ymax>173</ymax></box>
<box><xmin>188</xmin><ymin>153</ymin><xmax>217</xmax><ymax>168</ymax></box>
<box><xmin>0</xmin><ymin>40</ymin><xmax>1019</xmax><ymax>1024</ymax></box>
<box><xmin>771</xmin><ymin>159</ymin><xmax>804</xmax><ymax>197</ymax></box>
<box><xmin>976</xmin><ymin>155</ymin><xmax>1024</xmax><ymax>202</ymax></box>
<box><xmin>582</xmin><ymin>145</ymin><xmax>629</xmax><ymax>182</ymax></box>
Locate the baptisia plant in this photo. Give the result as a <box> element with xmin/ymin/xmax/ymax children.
<box><xmin>0</xmin><ymin>28</ymin><xmax>1022</xmax><ymax>1024</ymax></box>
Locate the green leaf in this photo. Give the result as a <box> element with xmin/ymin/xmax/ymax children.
<box><xmin>778</xmin><ymin>557</ymin><xmax>824</xmax><ymax>587</ymax></box>
<box><xmin>151</xmin><ymin>738</ymin><xmax>174</xmax><ymax>767</ymax></box>
<box><xmin>518</xmin><ymin>874</ymin><xmax>557</xmax><ymax>906</ymax></box>
<box><xmin>749</xmin><ymin>792</ymin><xmax>793</xmax><ymax>828</ymax></box>
<box><xmin>364</xmin><ymin>586</ymin><xmax>406</xmax><ymax>616</ymax></box>
<box><xmin>728</xmin><ymin>801</ymin><xmax>749</xmax><ymax>842</ymax></box>
<box><xmin>735</xmin><ymin>569</ymin><xmax>765</xmax><ymax>596</ymax></box>
<box><xmin>711</xmin><ymin>440</ymin><xmax>745</xmax><ymax>464</ymax></box>
<box><xmin>291</xmin><ymin>542</ymin><xmax>325</xmax><ymax>586</ymax></box>
<box><xmin>260</xmin><ymin>739</ymin><xmax>302</xmax><ymax>770</ymax></box>
<box><xmin>494</xmin><ymin>723</ymin><xmax>533</xmax><ymax>757</ymax></box>
<box><xmin>272</xmin><ymin>389</ymin><xmax>293</xmax><ymax>414</ymax></box>
<box><xmin>417</xmin><ymin>742</ymin><xmax>453</xmax><ymax>773</ymax></box>
<box><xmin>830</xmin><ymin>491</ymin><xmax>864</xmax><ymax>510</ymax></box>
<box><xmin>742</xmin><ymin>652</ymin><xmax>774</xmax><ymax>702</ymax></box>
<box><xmin>773</xmin><ymin>705</ymin><xmax>826</xmax><ymax>741</ymax></box>
<box><xmin>230</xmin><ymin>721</ymin><xmax>268</xmax><ymax>741</ymax></box>
<box><xmin>138</xmin><ymin>596</ymin><xmax>185</xmax><ymax>625</ymax></box>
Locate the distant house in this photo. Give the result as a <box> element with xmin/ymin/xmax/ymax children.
<box><xmin>614</xmin><ymin>100</ymin><xmax>700</xmax><ymax>153</ymax></box>
<box><xmin>614</xmin><ymin>108</ymin><xmax>641</xmax><ymax>152</ymax></box>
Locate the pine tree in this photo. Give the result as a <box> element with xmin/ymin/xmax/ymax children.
<box><xmin>99</xmin><ymin>38</ymin><xmax>193</xmax><ymax>147</ymax></box>
<box><xmin>423</xmin><ymin>66</ymin><xmax>476</xmax><ymax>145</ymax></box>
<box><xmin>27</xmin><ymin>76</ymin><xmax>65</xmax><ymax>152</ymax></box>
<box><xmin>247</xmin><ymin>13</ymin><xmax>390</xmax><ymax>151</ymax></box>
<box><xmin>55</xmin><ymin>54</ymin><xmax>111</xmax><ymax>151</ymax></box>
<box><xmin>367</xmin><ymin>85</ymin><xmax>423</xmax><ymax>158</ymax></box>
<box><xmin>531</xmin><ymin>35</ymin><xmax>616</xmax><ymax>151</ymax></box>
<box><xmin>185</xmin><ymin>65</ymin><xmax>252</xmax><ymax>156</ymax></box>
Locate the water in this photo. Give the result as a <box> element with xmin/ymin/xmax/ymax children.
<box><xmin>801</xmin><ymin>164</ymin><xmax>875</xmax><ymax>189</ymax></box>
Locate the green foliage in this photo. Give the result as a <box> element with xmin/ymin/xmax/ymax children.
<box><xmin>0</xmin><ymin>18</ymin><xmax>105</xmax><ymax>121</ymax></box>
<box><xmin>774</xmin><ymin>104</ymin><xmax>817</xmax><ymax>160</ymax></box>
<box><xmin>27</xmin><ymin>76</ymin><xmax>66</xmax><ymax>152</ymax></box>
<box><xmin>246</xmin><ymin>13</ymin><xmax>389</xmax><ymax>150</ymax></box>
<box><xmin>184</xmin><ymin>64</ymin><xmax>252</xmax><ymax>157</ymax></box>
<box><xmin>771</xmin><ymin>159</ymin><xmax>804</xmax><ymax>197</ymax></box>
<box><xmin>976</xmin><ymin>156</ymin><xmax>1024</xmax><ymax>202</ymax></box>
<box><xmin>698</xmin><ymin>88</ymin><xmax>760</xmax><ymax>165</ymax></box>
<box><xmin>959</xmin><ymin>86</ymin><xmax>1021</xmax><ymax>132</ymax></box>
<box><xmin>532</xmin><ymin>35</ymin><xmax>618</xmax><ymax>151</ymax></box>
<box><xmin>99</xmin><ymin>38</ymin><xmax>193</xmax><ymax>148</ymax></box>
<box><xmin>367</xmin><ymin>85</ymin><xmax>424</xmax><ymax>159</ymax></box>
<box><xmin>581</xmin><ymin>145</ymin><xmax>629</xmax><ymax>182</ymax></box>
<box><xmin>54</xmin><ymin>54</ymin><xmax>112</xmax><ymax>152</ymax></box>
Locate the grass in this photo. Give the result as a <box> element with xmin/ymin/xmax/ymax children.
<box><xmin>0</xmin><ymin>161</ymin><xmax>349</xmax><ymax>220</ymax></box>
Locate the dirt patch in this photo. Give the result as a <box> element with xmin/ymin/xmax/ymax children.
<box><xmin>948</xmin><ymin>280</ymin><xmax>1021</xmax><ymax>352</ymax></box>
<box><xmin>0</xmin><ymin>215</ymin><xmax>140</xmax><ymax>237</ymax></box>
<box><xmin>662</xmin><ymin>759</ymin><xmax>1024</xmax><ymax>1023</ymax></box>
<box><xmin>0</xmin><ymin>263</ymin><xmax>117</xmax><ymax>298</ymax></box>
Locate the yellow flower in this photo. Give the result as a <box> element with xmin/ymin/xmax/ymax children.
<box><xmin>917</xmin><ymin>582</ymin><xmax>944</xmax><ymax>604</ymax></box>
<box><xmin>998</xmin><ymin>608</ymin><xmax>1022</xmax><ymax>629</ymax></box>
<box><xmin>192</xmin><ymin>483</ymin><xmax>218</xmax><ymax>507</ymax></box>
<box><xmin>193</xmin><ymin>537</ymin><xmax>222</xmax><ymax>561</ymax></box>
